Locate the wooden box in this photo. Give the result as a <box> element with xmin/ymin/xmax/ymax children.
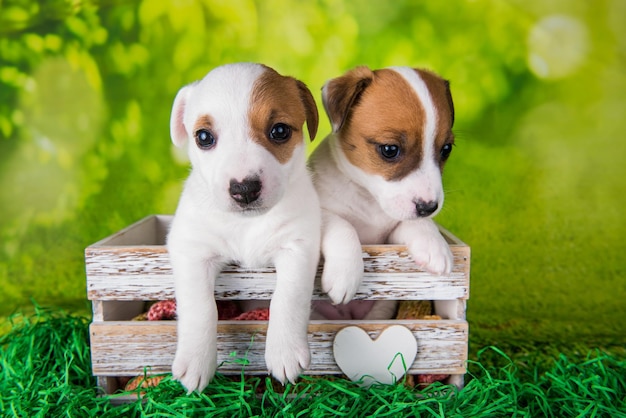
<box><xmin>86</xmin><ymin>215</ymin><xmax>470</xmax><ymax>394</ymax></box>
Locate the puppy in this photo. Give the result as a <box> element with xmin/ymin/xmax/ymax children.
<box><xmin>310</xmin><ymin>66</ymin><xmax>455</xmax><ymax>317</ymax></box>
<box><xmin>167</xmin><ymin>63</ymin><xmax>320</xmax><ymax>393</ymax></box>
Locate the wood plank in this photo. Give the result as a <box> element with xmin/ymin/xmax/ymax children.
<box><xmin>86</xmin><ymin>246</ymin><xmax>469</xmax><ymax>301</ymax></box>
<box><xmin>88</xmin><ymin>216</ymin><xmax>159</xmax><ymax>247</ymax></box>
<box><xmin>85</xmin><ymin>245</ymin><xmax>469</xmax><ymax>277</ymax></box>
<box><xmin>89</xmin><ymin>215</ymin><xmax>469</xmax><ymax>249</ymax></box>
<box><xmin>90</xmin><ymin>320</ymin><xmax>468</xmax><ymax>377</ymax></box>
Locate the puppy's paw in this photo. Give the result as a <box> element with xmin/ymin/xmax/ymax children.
<box><xmin>409</xmin><ymin>233</ymin><xmax>453</xmax><ymax>275</ymax></box>
<box><xmin>172</xmin><ymin>347</ymin><xmax>216</xmax><ymax>393</ymax></box>
<box><xmin>265</xmin><ymin>332</ymin><xmax>310</xmax><ymax>384</ymax></box>
<box><xmin>321</xmin><ymin>257</ymin><xmax>364</xmax><ymax>305</ymax></box>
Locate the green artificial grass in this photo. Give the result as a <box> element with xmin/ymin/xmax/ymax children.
<box><xmin>1</xmin><ymin>307</ymin><xmax>625</xmax><ymax>417</ymax></box>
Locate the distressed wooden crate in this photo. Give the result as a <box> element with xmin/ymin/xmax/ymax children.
<box><xmin>86</xmin><ymin>215</ymin><xmax>470</xmax><ymax>394</ymax></box>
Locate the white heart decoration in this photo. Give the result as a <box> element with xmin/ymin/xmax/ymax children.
<box><xmin>333</xmin><ymin>325</ymin><xmax>418</xmax><ymax>387</ymax></box>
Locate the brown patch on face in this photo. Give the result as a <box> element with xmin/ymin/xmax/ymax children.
<box><xmin>329</xmin><ymin>67</ymin><xmax>455</xmax><ymax>180</ymax></box>
<box><xmin>192</xmin><ymin>114</ymin><xmax>217</xmax><ymax>148</ymax></box>
<box><xmin>193</xmin><ymin>114</ymin><xmax>216</xmax><ymax>134</ymax></box>
<box><xmin>248</xmin><ymin>66</ymin><xmax>319</xmax><ymax>164</ymax></box>
<box><xmin>336</xmin><ymin>68</ymin><xmax>424</xmax><ymax>181</ymax></box>
<box><xmin>415</xmin><ymin>68</ymin><xmax>455</xmax><ymax>170</ymax></box>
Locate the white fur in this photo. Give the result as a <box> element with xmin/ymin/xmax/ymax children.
<box><xmin>312</xmin><ymin>67</ymin><xmax>453</xmax><ymax>307</ymax></box>
<box><xmin>168</xmin><ymin>63</ymin><xmax>320</xmax><ymax>393</ymax></box>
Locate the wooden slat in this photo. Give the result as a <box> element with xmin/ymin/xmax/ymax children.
<box><xmin>86</xmin><ymin>246</ymin><xmax>469</xmax><ymax>301</ymax></box>
<box><xmin>88</xmin><ymin>215</ymin><xmax>170</xmax><ymax>247</ymax></box>
<box><xmin>90</xmin><ymin>319</ymin><xmax>468</xmax><ymax>377</ymax></box>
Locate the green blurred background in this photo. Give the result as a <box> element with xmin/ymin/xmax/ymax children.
<box><xmin>0</xmin><ymin>0</ymin><xmax>624</xmax><ymax>348</ymax></box>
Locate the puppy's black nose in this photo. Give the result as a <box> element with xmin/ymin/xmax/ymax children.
<box><xmin>229</xmin><ymin>177</ymin><xmax>262</xmax><ymax>205</ymax></box>
<box><xmin>415</xmin><ymin>200</ymin><xmax>438</xmax><ymax>217</ymax></box>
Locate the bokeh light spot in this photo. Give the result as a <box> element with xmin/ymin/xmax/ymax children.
<box><xmin>527</xmin><ymin>15</ymin><xmax>589</xmax><ymax>80</ymax></box>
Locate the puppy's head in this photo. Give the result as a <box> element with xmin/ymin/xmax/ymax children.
<box><xmin>322</xmin><ymin>66</ymin><xmax>454</xmax><ymax>221</ymax></box>
<box><xmin>170</xmin><ymin>63</ymin><xmax>318</xmax><ymax>214</ymax></box>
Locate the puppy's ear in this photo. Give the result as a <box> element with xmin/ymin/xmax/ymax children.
<box><xmin>170</xmin><ymin>84</ymin><xmax>192</xmax><ymax>147</ymax></box>
<box><xmin>322</xmin><ymin>66</ymin><xmax>374</xmax><ymax>133</ymax></box>
<box><xmin>296</xmin><ymin>80</ymin><xmax>319</xmax><ymax>141</ymax></box>
<box><xmin>444</xmin><ymin>79</ymin><xmax>455</xmax><ymax>128</ymax></box>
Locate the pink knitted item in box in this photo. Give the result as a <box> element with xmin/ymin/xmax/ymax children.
<box><xmin>146</xmin><ymin>300</ymin><xmax>270</xmax><ymax>321</ymax></box>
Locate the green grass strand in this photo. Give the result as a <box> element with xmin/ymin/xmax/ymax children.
<box><xmin>1</xmin><ymin>309</ymin><xmax>626</xmax><ymax>417</ymax></box>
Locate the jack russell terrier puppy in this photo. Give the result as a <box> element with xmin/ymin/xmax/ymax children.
<box><xmin>311</xmin><ymin>66</ymin><xmax>455</xmax><ymax>319</ymax></box>
<box><xmin>167</xmin><ymin>63</ymin><xmax>320</xmax><ymax>393</ymax></box>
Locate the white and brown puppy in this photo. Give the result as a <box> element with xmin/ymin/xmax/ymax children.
<box><xmin>311</xmin><ymin>66</ymin><xmax>455</xmax><ymax>315</ymax></box>
<box><xmin>168</xmin><ymin>63</ymin><xmax>320</xmax><ymax>393</ymax></box>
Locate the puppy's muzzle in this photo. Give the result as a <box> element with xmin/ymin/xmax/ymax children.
<box><xmin>415</xmin><ymin>200</ymin><xmax>438</xmax><ymax>217</ymax></box>
<box><xmin>229</xmin><ymin>177</ymin><xmax>262</xmax><ymax>206</ymax></box>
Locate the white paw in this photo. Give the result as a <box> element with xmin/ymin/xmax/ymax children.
<box><xmin>409</xmin><ymin>234</ymin><xmax>453</xmax><ymax>275</ymax></box>
<box><xmin>265</xmin><ymin>331</ymin><xmax>310</xmax><ymax>384</ymax></box>
<box><xmin>172</xmin><ymin>346</ymin><xmax>216</xmax><ymax>393</ymax></box>
<box><xmin>321</xmin><ymin>256</ymin><xmax>364</xmax><ymax>304</ymax></box>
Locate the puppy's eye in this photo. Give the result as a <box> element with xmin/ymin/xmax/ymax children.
<box><xmin>378</xmin><ymin>144</ymin><xmax>401</xmax><ymax>161</ymax></box>
<box><xmin>195</xmin><ymin>129</ymin><xmax>216</xmax><ymax>149</ymax></box>
<box><xmin>440</xmin><ymin>143</ymin><xmax>453</xmax><ymax>161</ymax></box>
<box><xmin>269</xmin><ymin>123</ymin><xmax>292</xmax><ymax>143</ymax></box>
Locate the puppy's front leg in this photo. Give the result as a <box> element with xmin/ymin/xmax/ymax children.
<box><xmin>320</xmin><ymin>212</ymin><xmax>364</xmax><ymax>304</ymax></box>
<box><xmin>389</xmin><ymin>219</ymin><xmax>453</xmax><ymax>275</ymax></box>
<box><xmin>265</xmin><ymin>246</ymin><xmax>318</xmax><ymax>384</ymax></box>
<box><xmin>170</xmin><ymin>252</ymin><xmax>221</xmax><ymax>393</ymax></box>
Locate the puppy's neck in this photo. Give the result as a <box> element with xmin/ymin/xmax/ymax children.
<box><xmin>314</xmin><ymin>134</ymin><xmax>397</xmax><ymax>243</ymax></box>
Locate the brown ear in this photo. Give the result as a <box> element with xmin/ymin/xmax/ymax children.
<box><xmin>296</xmin><ymin>79</ymin><xmax>319</xmax><ymax>141</ymax></box>
<box><xmin>322</xmin><ymin>66</ymin><xmax>374</xmax><ymax>133</ymax></box>
<box><xmin>444</xmin><ymin>79</ymin><xmax>455</xmax><ymax>127</ymax></box>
